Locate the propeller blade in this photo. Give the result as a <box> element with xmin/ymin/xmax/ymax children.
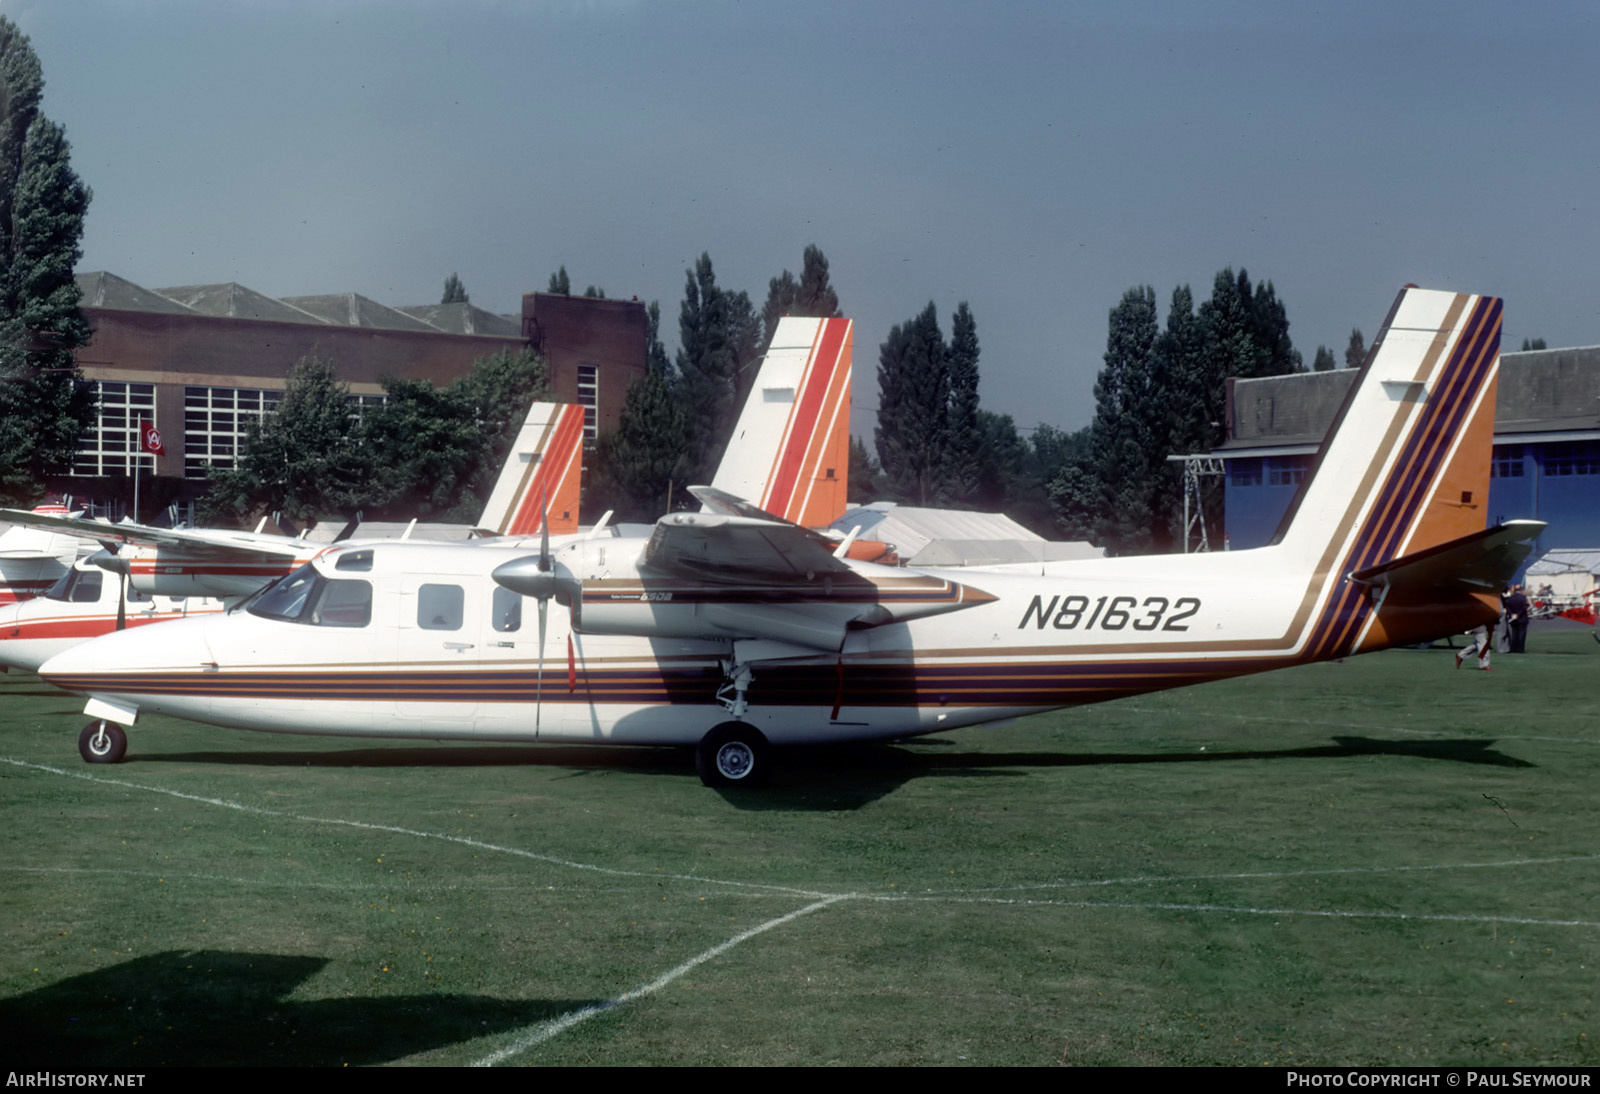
<box><xmin>116</xmin><ymin>572</ymin><xmax>127</xmax><ymax>632</ymax></box>
<box><xmin>534</xmin><ymin>594</ymin><xmax>547</xmax><ymax>738</ymax></box>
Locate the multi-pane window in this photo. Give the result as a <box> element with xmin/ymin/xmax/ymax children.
<box><xmin>1490</xmin><ymin>445</ymin><xmax>1524</xmax><ymax>478</ymax></box>
<box><xmin>73</xmin><ymin>382</ymin><xmax>156</xmax><ymax>477</ymax></box>
<box><xmin>1267</xmin><ymin>455</ymin><xmax>1310</xmax><ymax>486</ymax></box>
<box><xmin>577</xmin><ymin>363</ymin><xmax>598</xmax><ymax>442</ymax></box>
<box><xmin>1543</xmin><ymin>441</ymin><xmax>1600</xmax><ymax>477</ymax></box>
<box><xmin>184</xmin><ymin>386</ymin><xmax>282</xmax><ymax>478</ymax></box>
<box><xmin>1229</xmin><ymin>459</ymin><xmax>1262</xmax><ymax>487</ymax></box>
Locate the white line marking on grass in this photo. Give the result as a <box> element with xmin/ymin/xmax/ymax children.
<box><xmin>921</xmin><ymin>853</ymin><xmax>1600</xmax><ymax>896</ymax></box>
<box><xmin>905</xmin><ymin>894</ymin><xmax>1600</xmax><ymax>930</ymax></box>
<box><xmin>471</xmin><ymin>893</ymin><xmax>852</xmax><ymax>1067</ymax></box>
<box><xmin>0</xmin><ymin>757</ymin><xmax>829</xmax><ymax>898</ymax></box>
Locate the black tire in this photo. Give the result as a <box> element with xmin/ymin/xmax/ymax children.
<box><xmin>79</xmin><ymin>720</ymin><xmax>127</xmax><ymax>765</ymax></box>
<box><xmin>695</xmin><ymin>723</ymin><xmax>770</xmax><ymax>787</ymax></box>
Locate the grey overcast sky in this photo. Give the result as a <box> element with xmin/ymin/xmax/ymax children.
<box><xmin>10</xmin><ymin>0</ymin><xmax>1600</xmax><ymax>440</ymax></box>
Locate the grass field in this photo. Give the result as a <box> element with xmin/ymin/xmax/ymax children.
<box><xmin>3</xmin><ymin>628</ymin><xmax>1599</xmax><ymax>1067</ymax></box>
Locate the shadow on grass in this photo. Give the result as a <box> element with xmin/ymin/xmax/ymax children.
<box><xmin>713</xmin><ymin>736</ymin><xmax>1534</xmax><ymax>810</ymax></box>
<box><xmin>0</xmin><ymin>949</ymin><xmax>587</xmax><ymax>1066</ymax></box>
<box><xmin>125</xmin><ymin>734</ymin><xmax>1530</xmax><ymax>813</ymax></box>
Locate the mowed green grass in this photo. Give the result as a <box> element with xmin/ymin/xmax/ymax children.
<box><xmin>2</xmin><ymin>630</ymin><xmax>1599</xmax><ymax>1067</ymax></box>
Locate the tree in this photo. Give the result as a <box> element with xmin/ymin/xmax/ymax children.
<box><xmin>1312</xmin><ymin>345</ymin><xmax>1337</xmax><ymax>372</ymax></box>
<box><xmin>1520</xmin><ymin>338</ymin><xmax>1547</xmax><ymax>351</ymax></box>
<box><xmin>198</xmin><ymin>356</ymin><xmax>372</xmax><ymax>524</ymax></box>
<box><xmin>760</xmin><ymin>244</ymin><xmax>841</xmax><ymax>351</ymax></box>
<box><xmin>1344</xmin><ymin>328</ymin><xmax>1366</xmax><ymax>370</ymax></box>
<box><xmin>945</xmin><ymin>302</ymin><xmax>981</xmax><ymax>504</ymax></box>
<box><xmin>582</xmin><ymin>285</ymin><xmax>606</xmax><ymax>299</ymax></box>
<box><xmin>0</xmin><ymin>17</ymin><xmax>95</xmax><ymax>505</ymax></box>
<box><xmin>675</xmin><ymin>254</ymin><xmax>754</xmax><ymax>481</ymax></box>
<box><xmin>440</xmin><ymin>272</ymin><xmax>468</xmax><ymax>304</ymax></box>
<box><xmin>875</xmin><ymin>303</ymin><xmax>950</xmax><ymax>505</ymax></box>
<box><xmin>547</xmin><ymin>266</ymin><xmax>571</xmax><ymax>295</ymax></box>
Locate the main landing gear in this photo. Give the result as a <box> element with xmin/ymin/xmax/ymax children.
<box><xmin>695</xmin><ymin>722</ymin><xmax>771</xmax><ymax>788</ymax></box>
<box><xmin>79</xmin><ymin>720</ymin><xmax>127</xmax><ymax>764</ymax></box>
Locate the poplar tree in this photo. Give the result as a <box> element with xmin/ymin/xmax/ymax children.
<box><xmin>0</xmin><ymin>17</ymin><xmax>95</xmax><ymax>504</ymax></box>
<box><xmin>440</xmin><ymin>272</ymin><xmax>468</xmax><ymax>304</ymax></box>
<box><xmin>945</xmin><ymin>302</ymin><xmax>981</xmax><ymax>504</ymax></box>
<box><xmin>875</xmin><ymin>303</ymin><xmax>949</xmax><ymax>505</ymax></box>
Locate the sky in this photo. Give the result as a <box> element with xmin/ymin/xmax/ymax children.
<box><xmin>9</xmin><ymin>0</ymin><xmax>1600</xmax><ymax>441</ymax></box>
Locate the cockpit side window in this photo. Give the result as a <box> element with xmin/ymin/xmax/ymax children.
<box><xmin>68</xmin><ymin>570</ymin><xmax>104</xmax><ymax>603</ymax></box>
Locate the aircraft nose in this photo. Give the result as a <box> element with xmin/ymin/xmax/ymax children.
<box><xmin>39</xmin><ymin>614</ymin><xmax>215</xmax><ymax>684</ymax></box>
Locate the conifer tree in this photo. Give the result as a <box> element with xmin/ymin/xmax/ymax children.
<box><xmin>440</xmin><ymin>272</ymin><xmax>468</xmax><ymax>304</ymax></box>
<box><xmin>875</xmin><ymin>303</ymin><xmax>949</xmax><ymax>505</ymax></box>
<box><xmin>945</xmin><ymin>302</ymin><xmax>981</xmax><ymax>504</ymax></box>
<box><xmin>0</xmin><ymin>17</ymin><xmax>95</xmax><ymax>504</ymax></box>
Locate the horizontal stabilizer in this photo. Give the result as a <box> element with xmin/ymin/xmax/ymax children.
<box><xmin>1349</xmin><ymin>519</ymin><xmax>1545</xmax><ymax>595</ymax></box>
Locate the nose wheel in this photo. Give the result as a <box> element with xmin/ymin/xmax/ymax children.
<box><xmin>695</xmin><ymin>723</ymin><xmax>770</xmax><ymax>787</ymax></box>
<box><xmin>79</xmin><ymin>720</ymin><xmax>128</xmax><ymax>764</ymax></box>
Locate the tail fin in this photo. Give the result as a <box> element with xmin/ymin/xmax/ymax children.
<box><xmin>709</xmin><ymin>316</ymin><xmax>852</xmax><ymax>527</ymax></box>
<box><xmin>1274</xmin><ymin>287</ymin><xmax>1505</xmax><ymax>657</ymax></box>
<box><xmin>477</xmin><ymin>402</ymin><xmax>586</xmax><ymax>536</ymax></box>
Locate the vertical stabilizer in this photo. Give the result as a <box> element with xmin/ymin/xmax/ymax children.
<box><xmin>1271</xmin><ymin>286</ymin><xmax>1503</xmax><ymax>657</ymax></box>
<box><xmin>709</xmin><ymin>316</ymin><xmax>852</xmax><ymax>527</ymax></box>
<box><xmin>478</xmin><ymin>402</ymin><xmax>585</xmax><ymax>536</ymax></box>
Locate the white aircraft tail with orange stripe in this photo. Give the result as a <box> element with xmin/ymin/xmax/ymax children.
<box><xmin>709</xmin><ymin>316</ymin><xmax>852</xmax><ymax>528</ymax></box>
<box><xmin>477</xmin><ymin>402</ymin><xmax>586</xmax><ymax>536</ymax></box>
<box><xmin>1263</xmin><ymin>286</ymin><xmax>1520</xmax><ymax>654</ymax></box>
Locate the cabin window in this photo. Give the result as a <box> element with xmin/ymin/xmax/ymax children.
<box><xmin>493</xmin><ymin>587</ymin><xmax>522</xmax><ymax>632</ymax></box>
<box><xmin>418</xmin><ymin>584</ymin><xmax>464</xmax><ymax>631</ymax></box>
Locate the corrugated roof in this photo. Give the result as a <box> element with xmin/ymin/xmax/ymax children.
<box><xmin>1526</xmin><ymin>548</ymin><xmax>1600</xmax><ymax>576</ymax></box>
<box><xmin>396</xmin><ymin>302</ymin><xmax>522</xmax><ymax>337</ymax></box>
<box><xmin>1222</xmin><ymin>347</ymin><xmax>1600</xmax><ymax>450</ymax></box>
<box><xmin>157</xmin><ymin>282</ymin><xmax>329</xmax><ymax>324</ymax></box>
<box><xmin>75</xmin><ymin>271</ymin><xmax>197</xmax><ymax>315</ymax></box>
<box><xmin>282</xmin><ymin>293</ymin><xmax>440</xmax><ymax>332</ymax></box>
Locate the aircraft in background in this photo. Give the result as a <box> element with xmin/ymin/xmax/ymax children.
<box><xmin>39</xmin><ymin>288</ymin><xmax>1543</xmax><ymax>784</ymax></box>
<box><xmin>0</xmin><ymin>501</ymin><xmax>86</xmax><ymax>605</ymax></box>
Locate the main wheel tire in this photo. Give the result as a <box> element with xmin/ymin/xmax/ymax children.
<box><xmin>79</xmin><ymin>720</ymin><xmax>127</xmax><ymax>765</ymax></box>
<box><xmin>695</xmin><ymin>723</ymin><xmax>771</xmax><ymax>788</ymax></box>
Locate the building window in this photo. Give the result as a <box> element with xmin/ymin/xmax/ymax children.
<box><xmin>73</xmin><ymin>382</ymin><xmax>156</xmax><ymax>477</ymax></box>
<box><xmin>346</xmin><ymin>393</ymin><xmax>386</xmax><ymax>422</ymax></box>
<box><xmin>577</xmin><ymin>363</ymin><xmax>598</xmax><ymax>442</ymax></box>
<box><xmin>1543</xmin><ymin>441</ymin><xmax>1600</xmax><ymax>477</ymax></box>
<box><xmin>1267</xmin><ymin>455</ymin><xmax>1309</xmax><ymax>486</ymax></box>
<box><xmin>1490</xmin><ymin>445</ymin><xmax>1524</xmax><ymax>478</ymax></box>
<box><xmin>1229</xmin><ymin>459</ymin><xmax>1262</xmax><ymax>487</ymax></box>
<box><xmin>184</xmin><ymin>386</ymin><xmax>282</xmax><ymax>479</ymax></box>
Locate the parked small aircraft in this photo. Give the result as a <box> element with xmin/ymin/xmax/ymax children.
<box><xmin>38</xmin><ymin>289</ymin><xmax>1541</xmax><ymax>785</ymax></box>
<box><xmin>0</xmin><ymin>501</ymin><xmax>85</xmax><ymax>605</ymax></box>
<box><xmin>0</xmin><ymin>555</ymin><xmax>223</xmax><ymax>672</ymax></box>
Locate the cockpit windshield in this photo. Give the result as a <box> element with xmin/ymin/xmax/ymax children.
<box><xmin>247</xmin><ymin>562</ymin><xmax>371</xmax><ymax>627</ymax></box>
<box><xmin>44</xmin><ymin>567</ymin><xmax>103</xmax><ymax>603</ymax></box>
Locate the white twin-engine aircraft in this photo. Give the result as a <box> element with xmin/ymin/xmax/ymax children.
<box><xmin>37</xmin><ymin>291</ymin><xmax>1539</xmax><ymax>786</ymax></box>
<box><xmin>0</xmin><ymin>400</ymin><xmax>592</xmax><ymax>673</ymax></box>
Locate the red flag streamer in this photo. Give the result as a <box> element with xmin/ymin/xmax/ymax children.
<box><xmin>830</xmin><ymin>652</ymin><xmax>844</xmax><ymax>721</ymax></box>
<box><xmin>567</xmin><ymin>634</ymin><xmax>577</xmax><ymax>692</ymax></box>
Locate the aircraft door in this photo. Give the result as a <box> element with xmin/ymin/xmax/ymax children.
<box><xmin>394</xmin><ymin>574</ymin><xmax>480</xmax><ymax>735</ymax></box>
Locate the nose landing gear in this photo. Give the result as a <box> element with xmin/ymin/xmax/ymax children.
<box><xmin>79</xmin><ymin>720</ymin><xmax>128</xmax><ymax>764</ymax></box>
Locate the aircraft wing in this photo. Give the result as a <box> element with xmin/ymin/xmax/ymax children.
<box><xmin>643</xmin><ymin>508</ymin><xmax>852</xmax><ymax>583</ymax></box>
<box><xmin>0</xmin><ymin>509</ymin><xmax>307</xmax><ymax>561</ymax></box>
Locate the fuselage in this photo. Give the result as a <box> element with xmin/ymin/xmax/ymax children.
<box><xmin>36</xmin><ymin>529</ymin><xmax>1493</xmax><ymax>749</ymax></box>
